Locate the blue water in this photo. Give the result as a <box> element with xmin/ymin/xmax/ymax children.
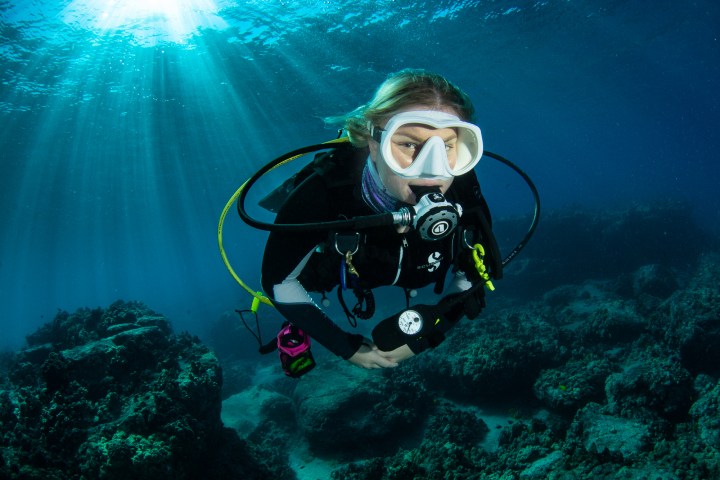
<box><xmin>1</xmin><ymin>0</ymin><xmax>718</xmax><ymax>349</ymax></box>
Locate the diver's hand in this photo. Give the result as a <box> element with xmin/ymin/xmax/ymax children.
<box><xmin>381</xmin><ymin>344</ymin><xmax>415</xmax><ymax>363</ymax></box>
<box><xmin>348</xmin><ymin>342</ymin><xmax>400</xmax><ymax>369</ymax></box>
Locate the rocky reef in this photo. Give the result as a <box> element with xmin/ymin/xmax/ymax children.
<box><xmin>0</xmin><ymin>301</ymin><xmax>289</xmax><ymax>479</ymax></box>
<box><xmin>219</xmin><ymin>245</ymin><xmax>720</xmax><ymax>479</ymax></box>
<box><xmin>496</xmin><ymin>200</ymin><xmax>711</xmax><ymax>297</ymax></box>
<box><xmin>3</xmin><ymin>202</ymin><xmax>719</xmax><ymax>479</ymax></box>
<box><xmin>211</xmin><ymin>202</ymin><xmax>720</xmax><ymax>479</ymax></box>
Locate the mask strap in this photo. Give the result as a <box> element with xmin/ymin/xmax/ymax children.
<box><xmin>368</xmin><ymin>122</ymin><xmax>384</xmax><ymax>143</ymax></box>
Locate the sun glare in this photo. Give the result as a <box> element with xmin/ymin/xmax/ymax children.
<box><xmin>62</xmin><ymin>0</ymin><xmax>229</xmax><ymax>46</ymax></box>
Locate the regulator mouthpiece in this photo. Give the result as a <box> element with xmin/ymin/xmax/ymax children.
<box><xmin>392</xmin><ymin>186</ymin><xmax>460</xmax><ymax>241</ymax></box>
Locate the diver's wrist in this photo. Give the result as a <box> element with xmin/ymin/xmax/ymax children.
<box><xmin>341</xmin><ymin>333</ymin><xmax>366</xmax><ymax>359</ymax></box>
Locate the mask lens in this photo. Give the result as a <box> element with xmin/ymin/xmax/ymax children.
<box><xmin>452</xmin><ymin>125</ymin><xmax>481</xmax><ymax>174</ymax></box>
<box><xmin>376</xmin><ymin>111</ymin><xmax>483</xmax><ymax>179</ymax></box>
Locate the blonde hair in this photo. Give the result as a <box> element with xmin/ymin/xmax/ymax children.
<box><xmin>326</xmin><ymin>69</ymin><xmax>475</xmax><ymax>147</ymax></box>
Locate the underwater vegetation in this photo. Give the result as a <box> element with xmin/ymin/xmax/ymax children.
<box><xmin>2</xmin><ymin>201</ymin><xmax>719</xmax><ymax>479</ymax></box>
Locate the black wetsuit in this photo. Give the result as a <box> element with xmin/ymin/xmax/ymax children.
<box><xmin>261</xmin><ymin>143</ymin><xmax>498</xmax><ymax>359</ymax></box>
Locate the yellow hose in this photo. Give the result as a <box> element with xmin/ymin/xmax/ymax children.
<box><xmin>217</xmin><ymin>137</ymin><xmax>350</xmax><ymax>310</ymax></box>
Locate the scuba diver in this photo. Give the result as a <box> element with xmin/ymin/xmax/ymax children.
<box><xmin>257</xmin><ymin>69</ymin><xmax>508</xmax><ymax>372</ymax></box>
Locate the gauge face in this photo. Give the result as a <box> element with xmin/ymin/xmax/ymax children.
<box><xmin>398</xmin><ymin>310</ymin><xmax>423</xmax><ymax>335</ymax></box>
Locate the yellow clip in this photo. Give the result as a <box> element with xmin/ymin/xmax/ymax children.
<box><xmin>472</xmin><ymin>244</ymin><xmax>495</xmax><ymax>291</ymax></box>
<box><xmin>345</xmin><ymin>251</ymin><xmax>359</xmax><ymax>278</ymax></box>
<box><xmin>251</xmin><ymin>291</ymin><xmax>270</xmax><ymax>313</ymax></box>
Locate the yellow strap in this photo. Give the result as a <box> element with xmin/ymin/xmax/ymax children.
<box><xmin>471</xmin><ymin>244</ymin><xmax>496</xmax><ymax>291</ymax></box>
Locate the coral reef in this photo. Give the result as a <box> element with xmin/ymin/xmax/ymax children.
<box><xmin>213</xmin><ymin>204</ymin><xmax>720</xmax><ymax>479</ymax></box>
<box><xmin>292</xmin><ymin>364</ymin><xmax>431</xmax><ymax>457</ymax></box>
<box><xmin>319</xmin><ymin>248</ymin><xmax>720</xmax><ymax>478</ymax></box>
<box><xmin>3</xmin><ymin>204</ymin><xmax>720</xmax><ymax>479</ymax></box>
<box><xmin>0</xmin><ymin>301</ymin><xmax>288</xmax><ymax>479</ymax></box>
<box><xmin>497</xmin><ymin>201</ymin><xmax>713</xmax><ymax>297</ymax></box>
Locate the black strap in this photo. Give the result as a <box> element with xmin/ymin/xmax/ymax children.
<box><xmin>236</xmin><ymin>309</ymin><xmax>280</xmax><ymax>355</ymax></box>
<box><xmin>337</xmin><ymin>285</ymin><xmax>358</xmax><ymax>328</ymax></box>
<box><xmin>337</xmin><ymin>285</ymin><xmax>375</xmax><ymax>328</ymax></box>
<box><xmin>259</xmin><ymin>338</ymin><xmax>278</xmax><ymax>355</ymax></box>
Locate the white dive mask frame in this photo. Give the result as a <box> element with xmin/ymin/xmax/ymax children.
<box><xmin>369</xmin><ymin>110</ymin><xmax>483</xmax><ymax>179</ymax></box>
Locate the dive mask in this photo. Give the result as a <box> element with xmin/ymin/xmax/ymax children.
<box><xmin>370</xmin><ymin>110</ymin><xmax>483</xmax><ymax>179</ymax></box>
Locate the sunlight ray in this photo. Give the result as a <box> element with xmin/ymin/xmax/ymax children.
<box><xmin>61</xmin><ymin>0</ymin><xmax>230</xmax><ymax>46</ymax></box>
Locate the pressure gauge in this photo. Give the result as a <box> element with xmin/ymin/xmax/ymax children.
<box><xmin>398</xmin><ymin>310</ymin><xmax>423</xmax><ymax>335</ymax></box>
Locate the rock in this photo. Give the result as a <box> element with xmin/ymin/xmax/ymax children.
<box><xmin>631</xmin><ymin>264</ymin><xmax>679</xmax><ymax>299</ymax></box>
<box><xmin>0</xmin><ymin>301</ymin><xmax>280</xmax><ymax>479</ymax></box>
<box><xmin>423</xmin><ymin>400</ymin><xmax>490</xmax><ymax>448</ymax></box>
<box><xmin>321</xmin><ymin>244</ymin><xmax>720</xmax><ymax>480</ymax></box>
<box><xmin>414</xmin><ymin>309</ymin><xmax>565</xmax><ymax>403</ymax></box>
<box><xmin>646</xmin><ymin>253</ymin><xmax>720</xmax><ymax>377</ymax></box>
<box><xmin>534</xmin><ymin>358</ymin><xmax>614</xmax><ymax>412</ymax></box>
<box><xmin>573</xmin><ymin>298</ymin><xmax>647</xmax><ymax>346</ymax></box>
<box><xmin>672</xmin><ymin>289</ymin><xmax>720</xmax><ymax>376</ymax></box>
<box><xmin>222</xmin><ymin>385</ymin><xmax>294</xmax><ymax>437</ymax></box>
<box><xmin>519</xmin><ymin>450</ymin><xmax>564</xmax><ymax>479</ymax></box>
<box><xmin>328</xmin><ymin>399</ymin><xmax>495</xmax><ymax>480</ymax></box>
<box><xmin>218</xmin><ymin>359</ymin><xmax>254</xmax><ymax>399</ymax></box>
<box><xmin>497</xmin><ymin>202</ymin><xmax>710</xmax><ymax>297</ymax></box>
<box><xmin>106</xmin><ymin>322</ymin><xmax>142</xmax><ymax>335</ymax></box>
<box><xmin>605</xmin><ymin>355</ymin><xmax>693</xmax><ymax>420</ymax></box>
<box><xmin>689</xmin><ymin>378</ymin><xmax>720</xmax><ymax>449</ymax></box>
<box><xmin>571</xmin><ymin>403</ymin><xmax>650</xmax><ymax>461</ymax></box>
<box><xmin>15</xmin><ymin>343</ymin><xmax>53</xmax><ymax>364</ymax></box>
<box><xmin>293</xmin><ymin>362</ymin><xmax>430</xmax><ymax>456</ymax></box>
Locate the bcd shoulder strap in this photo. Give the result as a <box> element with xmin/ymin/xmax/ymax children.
<box><xmin>258</xmin><ymin>141</ymin><xmax>361</xmax><ymax>213</ymax></box>
<box><xmin>452</xmin><ymin>172</ymin><xmax>504</xmax><ymax>280</ymax></box>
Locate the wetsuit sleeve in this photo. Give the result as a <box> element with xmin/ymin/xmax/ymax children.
<box><xmin>261</xmin><ymin>173</ymin><xmax>364</xmax><ymax>359</ymax></box>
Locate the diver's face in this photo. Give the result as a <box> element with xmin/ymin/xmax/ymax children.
<box><xmin>369</xmin><ymin>107</ymin><xmax>457</xmax><ymax>204</ymax></box>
